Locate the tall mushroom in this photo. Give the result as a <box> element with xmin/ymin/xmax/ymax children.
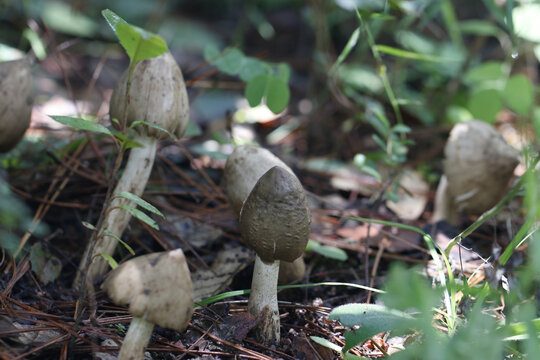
<box><xmin>102</xmin><ymin>249</ymin><xmax>193</xmax><ymax>360</ymax></box>
<box><xmin>432</xmin><ymin>120</ymin><xmax>519</xmax><ymax>224</ymax></box>
<box><xmin>223</xmin><ymin>145</ymin><xmax>307</xmax><ymax>284</ymax></box>
<box><xmin>0</xmin><ymin>58</ymin><xmax>32</xmax><ymax>153</ymax></box>
<box><xmin>74</xmin><ymin>52</ymin><xmax>189</xmax><ymax>287</ymax></box>
<box><xmin>239</xmin><ymin>166</ymin><xmax>311</xmax><ymax>344</ymax></box>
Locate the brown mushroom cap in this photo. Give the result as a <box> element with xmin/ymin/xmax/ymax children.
<box><xmin>0</xmin><ymin>58</ymin><xmax>32</xmax><ymax>152</ymax></box>
<box><xmin>239</xmin><ymin>166</ymin><xmax>311</xmax><ymax>264</ymax></box>
<box><xmin>102</xmin><ymin>249</ymin><xmax>194</xmax><ymax>332</ymax></box>
<box><xmin>223</xmin><ymin>145</ymin><xmax>294</xmax><ymax>216</ymax></box>
<box><xmin>109</xmin><ymin>52</ymin><xmax>189</xmax><ymax>139</ymax></box>
<box><xmin>443</xmin><ymin>120</ymin><xmax>519</xmax><ymax>215</ymax></box>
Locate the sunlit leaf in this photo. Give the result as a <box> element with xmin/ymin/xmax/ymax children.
<box><xmin>265</xmin><ymin>76</ymin><xmax>289</xmax><ymax>113</ymax></box>
<box><xmin>306</xmin><ymin>239</ymin><xmax>348</xmax><ymax>261</ymax></box>
<box><xmin>100</xmin><ymin>253</ymin><xmax>119</xmax><ymax>269</ymax></box>
<box><xmin>49</xmin><ymin>116</ymin><xmax>112</xmax><ymax>135</ymax></box>
<box><xmin>503</xmin><ymin>74</ymin><xmax>533</xmax><ymax>115</ymax></box>
<box><xmin>310</xmin><ymin>336</ymin><xmax>343</xmax><ymax>352</ymax></box>
<box><xmin>375</xmin><ymin>44</ymin><xmax>453</xmax><ymax>62</ymax></box>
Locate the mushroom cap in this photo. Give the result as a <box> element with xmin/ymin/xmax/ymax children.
<box><xmin>102</xmin><ymin>249</ymin><xmax>194</xmax><ymax>332</ymax></box>
<box><xmin>239</xmin><ymin>166</ymin><xmax>311</xmax><ymax>264</ymax></box>
<box><xmin>0</xmin><ymin>58</ymin><xmax>32</xmax><ymax>152</ymax></box>
<box><xmin>109</xmin><ymin>52</ymin><xmax>189</xmax><ymax>139</ymax></box>
<box><xmin>223</xmin><ymin>145</ymin><xmax>294</xmax><ymax>216</ymax></box>
<box><xmin>443</xmin><ymin>120</ymin><xmax>519</xmax><ymax>215</ymax></box>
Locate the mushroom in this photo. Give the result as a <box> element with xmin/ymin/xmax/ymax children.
<box><xmin>0</xmin><ymin>58</ymin><xmax>32</xmax><ymax>152</ymax></box>
<box><xmin>75</xmin><ymin>52</ymin><xmax>189</xmax><ymax>287</ymax></box>
<box><xmin>102</xmin><ymin>249</ymin><xmax>193</xmax><ymax>360</ymax></box>
<box><xmin>432</xmin><ymin>120</ymin><xmax>519</xmax><ymax>224</ymax></box>
<box><xmin>239</xmin><ymin>166</ymin><xmax>311</xmax><ymax>344</ymax></box>
<box><xmin>223</xmin><ymin>145</ymin><xmax>307</xmax><ymax>284</ymax></box>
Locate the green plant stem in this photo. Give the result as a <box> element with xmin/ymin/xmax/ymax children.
<box><xmin>356</xmin><ymin>10</ymin><xmax>403</xmax><ymax>127</ymax></box>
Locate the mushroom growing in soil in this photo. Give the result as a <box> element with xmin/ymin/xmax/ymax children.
<box><xmin>223</xmin><ymin>145</ymin><xmax>308</xmax><ymax>284</ymax></box>
<box><xmin>239</xmin><ymin>166</ymin><xmax>311</xmax><ymax>344</ymax></box>
<box><xmin>432</xmin><ymin>120</ymin><xmax>520</xmax><ymax>225</ymax></box>
<box><xmin>102</xmin><ymin>249</ymin><xmax>193</xmax><ymax>360</ymax></box>
<box><xmin>74</xmin><ymin>52</ymin><xmax>189</xmax><ymax>287</ymax></box>
<box><xmin>0</xmin><ymin>58</ymin><xmax>32</xmax><ymax>153</ymax></box>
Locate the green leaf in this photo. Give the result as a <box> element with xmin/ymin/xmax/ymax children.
<box><xmin>49</xmin><ymin>116</ymin><xmax>112</xmax><ymax>135</ymax></box>
<box><xmin>463</xmin><ymin>61</ymin><xmax>504</xmax><ymax>85</ymax></box>
<box><xmin>329</xmin><ymin>303</ymin><xmax>414</xmax><ymax>350</ymax></box>
<box><xmin>239</xmin><ymin>57</ymin><xmax>270</xmax><ymax>82</ymax></box>
<box><xmin>118</xmin><ymin>205</ymin><xmax>159</xmax><ymax>230</ymax></box>
<box><xmin>114</xmin><ymin>191</ymin><xmax>164</xmax><ymax>218</ymax></box>
<box><xmin>100</xmin><ymin>253</ymin><xmax>119</xmax><ymax>269</ymax></box>
<box><xmin>116</xmin><ymin>22</ymin><xmax>168</xmax><ymax>64</ymax></box>
<box><xmin>102</xmin><ymin>230</ymin><xmax>135</xmax><ymax>255</ymax></box>
<box><xmin>467</xmin><ymin>88</ymin><xmax>503</xmax><ymax>124</ymax></box>
<box><xmin>335</xmin><ymin>27</ymin><xmax>361</xmax><ymax>68</ymax></box>
<box><xmin>245</xmin><ymin>74</ymin><xmax>268</xmax><ymax>107</ymax></box>
<box><xmin>533</xmin><ymin>108</ymin><xmax>540</xmax><ymax>142</ymax></box>
<box><xmin>306</xmin><ymin>239</ymin><xmax>348</xmax><ymax>261</ymax></box>
<box><xmin>310</xmin><ymin>336</ymin><xmax>343</xmax><ymax>353</ymax></box>
<box><xmin>277</xmin><ymin>62</ymin><xmax>291</xmax><ymax>83</ymax></box>
<box><xmin>129</xmin><ymin>120</ymin><xmax>174</xmax><ymax>139</ymax></box>
<box><xmin>101</xmin><ymin>9</ymin><xmax>167</xmax><ymax>64</ymax></box>
<box><xmin>265</xmin><ymin>76</ymin><xmax>290</xmax><ymax>113</ymax></box>
<box><xmin>353</xmin><ymin>154</ymin><xmax>382</xmax><ymax>182</ymax></box>
<box><xmin>209</xmin><ymin>48</ymin><xmax>245</xmax><ymax>75</ymax></box>
<box><xmin>503</xmin><ymin>74</ymin><xmax>533</xmax><ymax>115</ymax></box>
<box><xmin>81</xmin><ymin>221</ymin><xmax>96</xmax><ymax>231</ymax></box>
<box><xmin>375</xmin><ymin>44</ymin><xmax>454</xmax><ymax>62</ymax></box>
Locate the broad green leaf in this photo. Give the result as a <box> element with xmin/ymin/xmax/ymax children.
<box><xmin>503</xmin><ymin>74</ymin><xmax>533</xmax><ymax>115</ymax></box>
<box><xmin>329</xmin><ymin>303</ymin><xmax>414</xmax><ymax>347</ymax></box>
<box><xmin>445</xmin><ymin>105</ymin><xmax>473</xmax><ymax>124</ymax></box>
<box><xmin>129</xmin><ymin>120</ymin><xmax>174</xmax><ymax>139</ymax></box>
<box><xmin>306</xmin><ymin>239</ymin><xmax>348</xmax><ymax>261</ymax></box>
<box><xmin>102</xmin><ymin>230</ymin><xmax>135</xmax><ymax>255</ymax></box>
<box><xmin>210</xmin><ymin>48</ymin><xmax>245</xmax><ymax>75</ymax></box>
<box><xmin>375</xmin><ymin>44</ymin><xmax>452</xmax><ymax>62</ymax></box>
<box><xmin>118</xmin><ymin>205</ymin><xmax>159</xmax><ymax>230</ymax></box>
<box><xmin>239</xmin><ymin>57</ymin><xmax>270</xmax><ymax>82</ymax></box>
<box><xmin>49</xmin><ymin>116</ymin><xmax>112</xmax><ymax>135</ymax></box>
<box><xmin>102</xmin><ymin>9</ymin><xmax>128</xmax><ymax>32</ymax></box>
<box><xmin>102</xmin><ymin>9</ymin><xmax>167</xmax><ymax>64</ymax></box>
<box><xmin>277</xmin><ymin>62</ymin><xmax>291</xmax><ymax>83</ymax></box>
<box><xmin>43</xmin><ymin>1</ymin><xmax>98</xmax><ymax>37</ymax></box>
<box><xmin>116</xmin><ymin>22</ymin><xmax>168</xmax><ymax>64</ymax></box>
<box><xmin>203</xmin><ymin>44</ymin><xmax>220</xmax><ymax>61</ymax></box>
<box><xmin>114</xmin><ymin>191</ymin><xmax>164</xmax><ymax>218</ymax></box>
<box><xmin>463</xmin><ymin>61</ymin><xmax>504</xmax><ymax>85</ymax></box>
<box><xmin>245</xmin><ymin>74</ymin><xmax>268</xmax><ymax>107</ymax></box>
<box><xmin>310</xmin><ymin>336</ymin><xmax>342</xmax><ymax>352</ymax></box>
<box><xmin>467</xmin><ymin>88</ymin><xmax>503</xmax><ymax>124</ymax></box>
<box><xmin>265</xmin><ymin>76</ymin><xmax>289</xmax><ymax>113</ymax></box>
<box><xmin>23</xmin><ymin>28</ymin><xmax>46</xmax><ymax>60</ymax></box>
<box><xmin>100</xmin><ymin>253</ymin><xmax>119</xmax><ymax>269</ymax></box>
<box><xmin>533</xmin><ymin>107</ymin><xmax>540</xmax><ymax>142</ymax></box>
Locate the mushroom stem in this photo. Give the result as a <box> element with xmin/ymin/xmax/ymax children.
<box><xmin>118</xmin><ymin>316</ymin><xmax>154</xmax><ymax>360</ymax></box>
<box><xmin>247</xmin><ymin>255</ymin><xmax>280</xmax><ymax>343</ymax></box>
<box><xmin>74</xmin><ymin>135</ymin><xmax>157</xmax><ymax>288</ymax></box>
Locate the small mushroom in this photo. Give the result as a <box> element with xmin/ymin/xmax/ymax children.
<box><xmin>223</xmin><ymin>145</ymin><xmax>307</xmax><ymax>285</ymax></box>
<box><xmin>102</xmin><ymin>249</ymin><xmax>193</xmax><ymax>360</ymax></box>
<box><xmin>223</xmin><ymin>145</ymin><xmax>294</xmax><ymax>216</ymax></box>
<box><xmin>75</xmin><ymin>52</ymin><xmax>189</xmax><ymax>287</ymax></box>
<box><xmin>239</xmin><ymin>166</ymin><xmax>311</xmax><ymax>344</ymax></box>
<box><xmin>432</xmin><ymin>120</ymin><xmax>519</xmax><ymax>224</ymax></box>
<box><xmin>0</xmin><ymin>58</ymin><xmax>32</xmax><ymax>152</ymax></box>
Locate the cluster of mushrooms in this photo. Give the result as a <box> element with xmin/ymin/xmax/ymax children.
<box><xmin>1</xmin><ymin>48</ymin><xmax>521</xmax><ymax>358</ymax></box>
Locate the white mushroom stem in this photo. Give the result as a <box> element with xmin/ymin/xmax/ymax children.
<box><xmin>431</xmin><ymin>175</ymin><xmax>458</xmax><ymax>225</ymax></box>
<box><xmin>118</xmin><ymin>317</ymin><xmax>154</xmax><ymax>360</ymax></box>
<box><xmin>247</xmin><ymin>255</ymin><xmax>280</xmax><ymax>343</ymax></box>
<box><xmin>74</xmin><ymin>135</ymin><xmax>157</xmax><ymax>288</ymax></box>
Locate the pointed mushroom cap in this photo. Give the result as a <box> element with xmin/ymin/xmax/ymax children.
<box><xmin>443</xmin><ymin>120</ymin><xmax>519</xmax><ymax>215</ymax></box>
<box><xmin>223</xmin><ymin>145</ymin><xmax>295</xmax><ymax>216</ymax></box>
<box><xmin>102</xmin><ymin>249</ymin><xmax>194</xmax><ymax>332</ymax></box>
<box><xmin>240</xmin><ymin>166</ymin><xmax>311</xmax><ymax>264</ymax></box>
<box><xmin>109</xmin><ymin>52</ymin><xmax>189</xmax><ymax>139</ymax></box>
<box><xmin>0</xmin><ymin>58</ymin><xmax>32</xmax><ymax>152</ymax></box>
